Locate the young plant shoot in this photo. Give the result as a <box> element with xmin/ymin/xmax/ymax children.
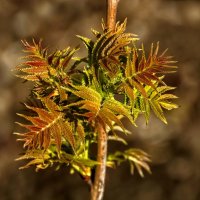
<box><xmin>14</xmin><ymin>1</ymin><xmax>178</xmax><ymax>200</ymax></box>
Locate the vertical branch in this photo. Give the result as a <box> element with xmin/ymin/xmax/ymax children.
<box><xmin>90</xmin><ymin>1</ymin><xmax>120</xmax><ymax>200</ymax></box>
<box><xmin>107</xmin><ymin>0</ymin><xmax>120</xmax><ymax>30</ymax></box>
<box><xmin>91</xmin><ymin>121</ymin><xmax>107</xmax><ymax>200</ymax></box>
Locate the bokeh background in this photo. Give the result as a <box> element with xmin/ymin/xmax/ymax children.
<box><xmin>0</xmin><ymin>0</ymin><xmax>200</xmax><ymax>199</ymax></box>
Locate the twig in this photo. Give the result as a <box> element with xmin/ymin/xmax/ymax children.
<box><xmin>107</xmin><ymin>0</ymin><xmax>120</xmax><ymax>30</ymax></box>
<box><xmin>90</xmin><ymin>1</ymin><xmax>120</xmax><ymax>199</ymax></box>
<box><xmin>91</xmin><ymin>120</ymin><xmax>107</xmax><ymax>200</ymax></box>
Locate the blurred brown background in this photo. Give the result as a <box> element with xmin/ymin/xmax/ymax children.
<box><xmin>0</xmin><ymin>0</ymin><xmax>200</xmax><ymax>199</ymax></box>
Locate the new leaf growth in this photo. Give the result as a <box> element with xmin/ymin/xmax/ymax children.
<box><xmin>14</xmin><ymin>20</ymin><xmax>178</xmax><ymax>195</ymax></box>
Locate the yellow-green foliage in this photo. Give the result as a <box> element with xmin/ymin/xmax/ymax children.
<box><xmin>14</xmin><ymin>20</ymin><xmax>178</xmax><ymax>178</ymax></box>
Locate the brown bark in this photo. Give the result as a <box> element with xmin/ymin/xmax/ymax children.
<box><xmin>107</xmin><ymin>0</ymin><xmax>120</xmax><ymax>31</ymax></box>
<box><xmin>90</xmin><ymin>1</ymin><xmax>120</xmax><ymax>200</ymax></box>
<box><xmin>90</xmin><ymin>121</ymin><xmax>107</xmax><ymax>200</ymax></box>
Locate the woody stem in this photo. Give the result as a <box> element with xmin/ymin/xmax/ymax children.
<box><xmin>90</xmin><ymin>1</ymin><xmax>120</xmax><ymax>200</ymax></box>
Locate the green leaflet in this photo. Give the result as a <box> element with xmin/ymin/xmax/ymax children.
<box><xmin>72</xmin><ymin>85</ymin><xmax>102</xmax><ymax>103</ymax></box>
<box><xmin>14</xmin><ymin>20</ymin><xmax>178</xmax><ymax>178</ymax></box>
<box><xmin>15</xmin><ymin>40</ymin><xmax>77</xmax><ymax>82</ymax></box>
<box><xmin>149</xmin><ymin>100</ymin><xmax>167</xmax><ymax>124</ymax></box>
<box><xmin>76</xmin><ymin>35</ymin><xmax>94</xmax><ymax>56</ymax></box>
<box><xmin>123</xmin><ymin>43</ymin><xmax>177</xmax><ymax>99</ymax></box>
<box><xmin>76</xmin><ymin>121</ymin><xmax>85</xmax><ymax>142</ymax></box>
<box><xmin>79</xmin><ymin>20</ymin><xmax>138</xmax><ymax>77</ymax></box>
<box><xmin>15</xmin><ymin>149</ymin><xmax>52</xmax><ymax>171</ymax></box>
<box><xmin>16</xmin><ymin>148</ymin><xmax>98</xmax><ymax>176</ymax></box>
<box><xmin>136</xmin><ymin>85</ymin><xmax>178</xmax><ymax>124</ymax></box>
<box><xmin>16</xmin><ymin>98</ymin><xmax>76</xmax><ymax>154</ymax></box>
<box><xmin>108</xmin><ymin>148</ymin><xmax>151</xmax><ymax>177</ymax></box>
<box><xmin>103</xmin><ymin>97</ymin><xmax>136</xmax><ymax>125</ymax></box>
<box><xmin>99</xmin><ymin>107</ymin><xmax>126</xmax><ymax>133</ymax></box>
<box><xmin>159</xmin><ymin>102</ymin><xmax>179</xmax><ymax>110</ymax></box>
